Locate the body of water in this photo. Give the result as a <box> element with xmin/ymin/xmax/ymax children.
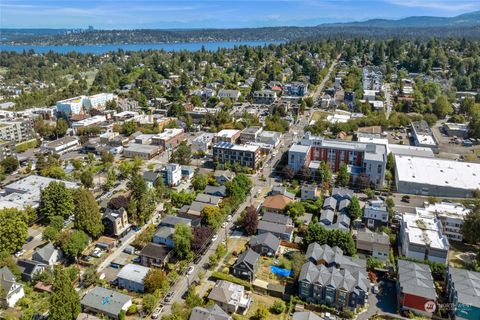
<box><xmin>0</xmin><ymin>41</ymin><xmax>283</xmax><ymax>54</ymax></box>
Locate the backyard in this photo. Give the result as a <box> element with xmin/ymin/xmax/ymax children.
<box><xmin>234</xmin><ymin>293</ymin><xmax>288</xmax><ymax>320</ymax></box>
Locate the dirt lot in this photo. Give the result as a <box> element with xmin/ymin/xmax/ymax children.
<box><xmin>432</xmin><ymin>120</ymin><xmax>480</xmax><ymax>162</ymax></box>
<box><xmin>236</xmin><ymin>293</ymin><xmax>287</xmax><ymax>320</ymax></box>
<box><xmin>448</xmin><ymin>241</ymin><xmax>479</xmax><ymax>269</ymax></box>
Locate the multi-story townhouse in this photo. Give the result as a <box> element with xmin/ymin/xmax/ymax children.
<box><xmin>362</xmin><ymin>199</ymin><xmax>389</xmax><ymax>229</ymax></box>
<box><xmin>445</xmin><ymin>266</ymin><xmax>480</xmax><ymax>320</ymax></box>
<box><xmin>252</xmin><ymin>90</ymin><xmax>277</xmax><ymax>104</ymax></box>
<box><xmin>284</xmin><ymin>82</ymin><xmax>308</xmax><ymax>97</ymax></box>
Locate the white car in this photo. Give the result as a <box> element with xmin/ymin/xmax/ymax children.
<box><xmin>221</xmin><ymin>222</ymin><xmax>227</xmax><ymax>229</ymax></box>
<box><xmin>187</xmin><ymin>266</ymin><xmax>194</xmax><ymax>275</ymax></box>
<box><xmin>14</xmin><ymin>249</ymin><xmax>26</xmax><ymax>258</ymax></box>
<box><xmin>211</xmin><ymin>234</ymin><xmax>218</xmax><ymax>242</ymax></box>
<box><xmin>91</xmin><ymin>248</ymin><xmax>103</xmax><ymax>258</ymax></box>
<box><xmin>226</xmin><ymin>215</ymin><xmax>232</xmax><ymax>222</ymax></box>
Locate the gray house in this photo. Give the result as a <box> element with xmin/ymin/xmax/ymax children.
<box><xmin>32</xmin><ymin>243</ymin><xmax>62</xmax><ymax>265</ymax></box>
<box><xmin>319</xmin><ymin>209</ymin><xmax>334</xmax><ymax>226</ymax></box>
<box><xmin>16</xmin><ymin>259</ymin><xmax>47</xmax><ymax>282</ymax></box>
<box><xmin>190</xmin><ymin>304</ymin><xmax>232</xmax><ymax>320</ymax></box>
<box><xmin>153</xmin><ymin>226</ymin><xmax>175</xmax><ymax>248</ymax></box>
<box><xmin>205</xmin><ymin>185</ymin><xmax>227</xmax><ymax>197</ymax></box>
<box><xmin>322</xmin><ymin>197</ymin><xmax>337</xmax><ymax>211</ymax></box>
<box><xmin>232</xmin><ymin>248</ymin><xmax>260</xmax><ymax>281</ymax></box>
<box><xmin>248</xmin><ymin>232</ymin><xmax>280</xmax><ymax>256</ymax></box>
<box><xmin>81</xmin><ymin>286</ymin><xmax>132</xmax><ymax>320</ymax></box>
<box><xmin>116</xmin><ymin>264</ymin><xmax>150</xmax><ymax>293</ymax></box>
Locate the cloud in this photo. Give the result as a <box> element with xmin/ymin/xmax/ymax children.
<box><xmin>387</xmin><ymin>0</ymin><xmax>478</xmax><ymax>11</ymax></box>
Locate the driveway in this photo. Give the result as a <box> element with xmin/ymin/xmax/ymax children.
<box><xmin>358</xmin><ymin>279</ymin><xmax>400</xmax><ymax>320</ymax></box>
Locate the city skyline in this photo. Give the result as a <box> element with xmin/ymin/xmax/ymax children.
<box><xmin>1</xmin><ymin>0</ymin><xmax>480</xmax><ymax>29</ymax></box>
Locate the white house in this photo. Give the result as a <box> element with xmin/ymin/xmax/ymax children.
<box><xmin>0</xmin><ymin>266</ymin><xmax>25</xmax><ymax>308</ymax></box>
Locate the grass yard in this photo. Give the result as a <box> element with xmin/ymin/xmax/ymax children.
<box><xmin>223</xmin><ymin>237</ymin><xmax>249</xmax><ymax>267</ymax></box>
<box><xmin>311</xmin><ymin>110</ymin><xmax>330</xmax><ymax>122</ymax></box>
<box><xmin>235</xmin><ymin>293</ymin><xmax>287</xmax><ymax>320</ymax></box>
<box><xmin>256</xmin><ymin>257</ymin><xmax>294</xmax><ymax>286</ymax></box>
<box><xmin>82</xmin><ymin>69</ymin><xmax>98</xmax><ymax>86</ymax></box>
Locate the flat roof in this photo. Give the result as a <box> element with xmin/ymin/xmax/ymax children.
<box><xmin>124</xmin><ymin>143</ymin><xmax>160</xmax><ymax>153</ymax></box>
<box><xmin>395</xmin><ymin>155</ymin><xmax>480</xmax><ymax>191</ymax></box>
<box><xmin>154</xmin><ymin>128</ymin><xmax>184</xmax><ymax>139</ymax></box>
<box><xmin>117</xmin><ymin>263</ymin><xmax>150</xmax><ymax>283</ymax></box>
<box><xmin>402</xmin><ymin>212</ymin><xmax>449</xmax><ymax>250</ymax></box>
<box><xmin>214</xmin><ymin>142</ymin><xmax>259</xmax><ymax>152</ymax></box>
<box><xmin>388</xmin><ymin>144</ymin><xmax>434</xmax><ymax>158</ymax></box>
<box><xmin>216</xmin><ymin>129</ymin><xmax>240</xmax><ymax>138</ymax></box>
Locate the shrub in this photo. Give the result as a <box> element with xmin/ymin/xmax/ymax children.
<box><xmin>211</xmin><ymin>272</ymin><xmax>252</xmax><ymax>289</ymax></box>
<box><xmin>127</xmin><ymin>304</ymin><xmax>138</xmax><ymax>315</ymax></box>
<box><xmin>271</xmin><ymin>300</ymin><xmax>286</xmax><ymax>314</ymax></box>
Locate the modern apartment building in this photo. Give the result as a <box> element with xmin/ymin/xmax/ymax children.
<box><xmin>252</xmin><ymin>90</ymin><xmax>277</xmax><ymax>104</ymax></box>
<box><xmin>416</xmin><ymin>202</ymin><xmax>470</xmax><ymax>242</ymax></box>
<box><xmin>288</xmin><ymin>133</ymin><xmax>387</xmax><ymax>188</ymax></box>
<box><xmin>399</xmin><ymin>212</ymin><xmax>449</xmax><ymax>264</ymax></box>
<box><xmin>215</xmin><ymin>129</ymin><xmax>241</xmax><ymax>144</ymax></box>
<box><xmin>56</xmin><ymin>93</ymin><xmax>116</xmax><ymax>116</ymax></box>
<box><xmin>213</xmin><ymin>142</ymin><xmax>261</xmax><ymax>169</ymax></box>
<box><xmin>0</xmin><ymin>119</ymin><xmax>35</xmax><ymax>143</ymax></box>
<box><xmin>240</xmin><ymin>127</ymin><xmax>263</xmax><ymax>144</ymax></box>
<box><xmin>161</xmin><ymin>163</ymin><xmax>182</xmax><ymax>187</ymax></box>
<box><xmin>284</xmin><ymin>82</ymin><xmax>308</xmax><ymax>97</ymax></box>
<box><xmin>299</xmin><ymin>243</ymin><xmax>369</xmax><ymax>311</ymax></box>
<box><xmin>445</xmin><ymin>267</ymin><xmax>480</xmax><ymax>320</ymax></box>
<box><xmin>362</xmin><ymin>199</ymin><xmax>389</xmax><ymax>229</ymax></box>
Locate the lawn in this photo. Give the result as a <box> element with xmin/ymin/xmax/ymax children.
<box><xmin>448</xmin><ymin>240</ymin><xmax>479</xmax><ymax>268</ymax></box>
<box><xmin>235</xmin><ymin>293</ymin><xmax>287</xmax><ymax>320</ymax></box>
<box><xmin>256</xmin><ymin>257</ymin><xmax>294</xmax><ymax>286</ymax></box>
<box><xmin>311</xmin><ymin>110</ymin><xmax>330</xmax><ymax>122</ymax></box>
<box><xmin>82</xmin><ymin>69</ymin><xmax>98</xmax><ymax>86</ymax></box>
<box><xmin>223</xmin><ymin>237</ymin><xmax>249</xmax><ymax>267</ymax></box>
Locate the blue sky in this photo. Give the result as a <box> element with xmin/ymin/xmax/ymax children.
<box><xmin>1</xmin><ymin>0</ymin><xmax>479</xmax><ymax>29</ymax></box>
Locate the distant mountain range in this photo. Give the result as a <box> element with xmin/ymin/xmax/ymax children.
<box><xmin>330</xmin><ymin>10</ymin><xmax>480</xmax><ymax>28</ymax></box>
<box><xmin>1</xmin><ymin>11</ymin><xmax>480</xmax><ymax>45</ymax></box>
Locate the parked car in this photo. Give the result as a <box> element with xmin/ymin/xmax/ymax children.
<box><xmin>187</xmin><ymin>266</ymin><xmax>194</xmax><ymax>275</ymax></box>
<box><xmin>14</xmin><ymin>250</ymin><xmax>26</xmax><ymax>258</ymax></box>
<box><xmin>211</xmin><ymin>234</ymin><xmax>218</xmax><ymax>242</ymax></box>
<box><xmin>226</xmin><ymin>215</ymin><xmax>232</xmax><ymax>222</ymax></box>
<box><xmin>221</xmin><ymin>222</ymin><xmax>227</xmax><ymax>229</ymax></box>
<box><xmin>164</xmin><ymin>292</ymin><xmax>174</xmax><ymax>302</ymax></box>
<box><xmin>91</xmin><ymin>248</ymin><xmax>103</xmax><ymax>258</ymax></box>
<box><xmin>151</xmin><ymin>305</ymin><xmax>164</xmax><ymax>319</ymax></box>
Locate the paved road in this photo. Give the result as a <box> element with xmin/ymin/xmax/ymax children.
<box><xmin>384</xmin><ymin>83</ymin><xmax>393</xmax><ymax>118</ymax></box>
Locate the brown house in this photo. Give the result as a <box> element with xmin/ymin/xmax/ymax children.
<box><xmin>262</xmin><ymin>194</ymin><xmax>293</xmax><ymax>214</ymax></box>
<box><xmin>356</xmin><ymin>228</ymin><xmax>390</xmax><ymax>261</ymax></box>
<box><xmin>139</xmin><ymin>243</ymin><xmax>171</xmax><ymax>267</ymax></box>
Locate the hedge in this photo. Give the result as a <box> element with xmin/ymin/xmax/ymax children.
<box><xmin>211</xmin><ymin>271</ymin><xmax>252</xmax><ymax>289</ymax></box>
<box><xmin>15</xmin><ymin>139</ymin><xmax>39</xmax><ymax>153</ymax></box>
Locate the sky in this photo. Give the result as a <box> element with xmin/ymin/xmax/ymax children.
<box><xmin>1</xmin><ymin>0</ymin><xmax>480</xmax><ymax>29</ymax></box>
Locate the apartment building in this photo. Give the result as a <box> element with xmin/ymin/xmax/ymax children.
<box><xmin>362</xmin><ymin>199</ymin><xmax>389</xmax><ymax>229</ymax></box>
<box><xmin>445</xmin><ymin>267</ymin><xmax>480</xmax><ymax>320</ymax></box>
<box><xmin>416</xmin><ymin>202</ymin><xmax>470</xmax><ymax>242</ymax></box>
<box><xmin>240</xmin><ymin>127</ymin><xmax>263</xmax><ymax>144</ymax></box>
<box><xmin>252</xmin><ymin>90</ymin><xmax>277</xmax><ymax>104</ymax></box>
<box><xmin>213</xmin><ymin>142</ymin><xmax>261</xmax><ymax>169</ymax></box>
<box><xmin>284</xmin><ymin>82</ymin><xmax>308</xmax><ymax>97</ymax></box>
<box><xmin>288</xmin><ymin>133</ymin><xmax>387</xmax><ymax>188</ymax></box>
<box><xmin>41</xmin><ymin>136</ymin><xmax>80</xmax><ymax>155</ymax></box>
<box><xmin>56</xmin><ymin>93</ymin><xmax>116</xmax><ymax>116</ymax></box>
<box><xmin>0</xmin><ymin>119</ymin><xmax>35</xmax><ymax>143</ymax></box>
<box><xmin>161</xmin><ymin>163</ymin><xmax>182</xmax><ymax>187</ymax></box>
<box><xmin>362</xmin><ymin>67</ymin><xmax>383</xmax><ymax>91</ymax></box>
<box><xmin>215</xmin><ymin>129</ymin><xmax>241</xmax><ymax>144</ymax></box>
<box><xmin>399</xmin><ymin>211</ymin><xmax>449</xmax><ymax>264</ymax></box>
<box><xmin>192</xmin><ymin>133</ymin><xmax>215</xmax><ymax>153</ymax></box>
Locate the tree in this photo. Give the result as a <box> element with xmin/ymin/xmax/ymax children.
<box><xmin>143</xmin><ymin>268</ymin><xmax>168</xmax><ymax>293</ymax></box>
<box><xmin>271</xmin><ymin>300</ymin><xmax>286</xmax><ymax>314</ymax></box>
<box><xmin>170</xmin><ymin>141</ymin><xmax>192</xmax><ymax>165</ymax></box>
<box><xmin>127</xmin><ymin>174</ymin><xmax>155</xmax><ymax>225</ymax></box>
<box><xmin>39</xmin><ymin>182</ymin><xmax>74</xmax><ymax>219</ymax></box>
<box><xmin>55</xmin><ymin>118</ymin><xmax>68</xmax><ymax>137</ymax></box>
<box><xmin>191</xmin><ymin>226</ymin><xmax>213</xmax><ymax>254</ymax></box>
<box><xmin>49</xmin><ymin>268</ymin><xmax>81</xmax><ymax>320</ymax></box>
<box><xmin>201</xmin><ymin>205</ymin><xmax>223</xmax><ymax>230</ymax></box>
<box><xmin>192</xmin><ymin>173</ymin><xmax>208</xmax><ymax>191</ymax></box>
<box><xmin>142</xmin><ymin>294</ymin><xmax>158</xmax><ymax>314</ymax></box>
<box><xmin>73</xmin><ymin>188</ymin><xmax>103</xmax><ymax>238</ymax></box>
<box><xmin>433</xmin><ymin>95</ymin><xmax>453</xmax><ymax>118</ymax></box>
<box><xmin>173</xmin><ymin>223</ymin><xmax>193</xmax><ymax>260</ymax></box>
<box><xmin>0</xmin><ymin>208</ymin><xmax>28</xmax><ymax>254</ymax></box>
<box><xmin>59</xmin><ymin>230</ymin><xmax>89</xmax><ymax>259</ymax></box>
<box><xmin>80</xmin><ymin>169</ymin><xmax>94</xmax><ymax>189</ymax></box>
<box><xmin>461</xmin><ymin>205</ymin><xmax>480</xmax><ymax>244</ymax></box>
<box><xmin>302</xmin><ymin>219</ymin><xmax>356</xmax><ymax>256</ymax></box>
<box><xmin>82</xmin><ymin>266</ymin><xmax>99</xmax><ymax>287</ymax></box>
<box><xmin>239</xmin><ymin>206</ymin><xmax>258</xmax><ymax>236</ymax></box>
<box><xmin>0</xmin><ymin>156</ymin><xmax>19</xmax><ymax>174</ymax></box>
<box><xmin>100</xmin><ymin>151</ymin><xmax>114</xmax><ymax>165</ymax></box>
<box><xmin>348</xmin><ymin>196</ymin><xmax>362</xmax><ymax>220</ymax></box>
<box><xmin>318</xmin><ymin>161</ymin><xmax>332</xmax><ymax>186</ymax></box>
<box><xmin>254</xmin><ymin>306</ymin><xmax>269</xmax><ymax>320</ymax></box>
<box><xmin>282</xmin><ymin>165</ymin><xmax>295</xmax><ymax>180</ymax></box>
<box><xmin>336</xmin><ymin>163</ymin><xmax>350</xmax><ymax>187</ymax></box>
<box><xmin>122</xmin><ymin>121</ymin><xmax>138</xmax><ymax>136</ymax></box>
<box><xmin>285</xmin><ymin>202</ymin><xmax>305</xmax><ymax>221</ymax></box>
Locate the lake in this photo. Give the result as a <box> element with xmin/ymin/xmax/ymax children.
<box><xmin>0</xmin><ymin>41</ymin><xmax>283</xmax><ymax>54</ymax></box>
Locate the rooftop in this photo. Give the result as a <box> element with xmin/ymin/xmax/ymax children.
<box><xmin>216</xmin><ymin>129</ymin><xmax>240</xmax><ymax>139</ymax></box>
<box><xmin>213</xmin><ymin>142</ymin><xmax>259</xmax><ymax>152</ymax></box>
<box><xmin>402</xmin><ymin>212</ymin><xmax>449</xmax><ymax>250</ymax></box>
<box><xmin>117</xmin><ymin>264</ymin><xmax>150</xmax><ymax>284</ymax></box>
<box><xmin>395</xmin><ymin>155</ymin><xmax>480</xmax><ymax>191</ymax></box>
<box><xmin>398</xmin><ymin>260</ymin><xmax>436</xmax><ymax>300</ymax></box>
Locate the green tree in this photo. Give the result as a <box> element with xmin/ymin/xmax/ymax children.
<box><xmin>318</xmin><ymin>161</ymin><xmax>332</xmax><ymax>186</ymax></box>
<box><xmin>55</xmin><ymin>118</ymin><xmax>69</xmax><ymax>137</ymax></box>
<box><xmin>254</xmin><ymin>306</ymin><xmax>269</xmax><ymax>320</ymax></box>
<box><xmin>127</xmin><ymin>174</ymin><xmax>155</xmax><ymax>225</ymax></box>
<box><xmin>173</xmin><ymin>223</ymin><xmax>193</xmax><ymax>260</ymax></box>
<box><xmin>284</xmin><ymin>202</ymin><xmax>305</xmax><ymax>221</ymax></box>
<box><xmin>271</xmin><ymin>300</ymin><xmax>286</xmax><ymax>314</ymax></box>
<box><xmin>201</xmin><ymin>205</ymin><xmax>223</xmax><ymax>230</ymax></box>
<box><xmin>122</xmin><ymin>121</ymin><xmax>138</xmax><ymax>136</ymax></box>
<box><xmin>38</xmin><ymin>182</ymin><xmax>75</xmax><ymax>219</ymax></box>
<box><xmin>170</xmin><ymin>141</ymin><xmax>192</xmax><ymax>165</ymax></box>
<box><xmin>348</xmin><ymin>196</ymin><xmax>362</xmax><ymax>220</ymax></box>
<box><xmin>192</xmin><ymin>173</ymin><xmax>208</xmax><ymax>191</ymax></box>
<box><xmin>336</xmin><ymin>163</ymin><xmax>350</xmax><ymax>187</ymax></box>
<box><xmin>73</xmin><ymin>188</ymin><xmax>104</xmax><ymax>238</ymax></box>
<box><xmin>433</xmin><ymin>95</ymin><xmax>453</xmax><ymax>119</ymax></box>
<box><xmin>142</xmin><ymin>294</ymin><xmax>158</xmax><ymax>314</ymax></box>
<box><xmin>80</xmin><ymin>169</ymin><xmax>94</xmax><ymax>189</ymax></box>
<box><xmin>82</xmin><ymin>266</ymin><xmax>99</xmax><ymax>287</ymax></box>
<box><xmin>143</xmin><ymin>268</ymin><xmax>168</xmax><ymax>293</ymax></box>
<box><xmin>0</xmin><ymin>156</ymin><xmax>19</xmax><ymax>174</ymax></box>
<box><xmin>0</xmin><ymin>208</ymin><xmax>28</xmax><ymax>254</ymax></box>
<box><xmin>461</xmin><ymin>205</ymin><xmax>480</xmax><ymax>244</ymax></box>
<box><xmin>49</xmin><ymin>268</ymin><xmax>81</xmax><ymax>320</ymax></box>
<box><xmin>59</xmin><ymin>230</ymin><xmax>89</xmax><ymax>259</ymax></box>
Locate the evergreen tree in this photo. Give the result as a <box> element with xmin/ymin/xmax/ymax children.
<box><xmin>73</xmin><ymin>188</ymin><xmax>104</xmax><ymax>238</ymax></box>
<box><xmin>336</xmin><ymin>163</ymin><xmax>350</xmax><ymax>187</ymax></box>
<box><xmin>39</xmin><ymin>182</ymin><xmax>75</xmax><ymax>219</ymax></box>
<box><xmin>49</xmin><ymin>268</ymin><xmax>81</xmax><ymax>320</ymax></box>
<box><xmin>173</xmin><ymin>223</ymin><xmax>193</xmax><ymax>260</ymax></box>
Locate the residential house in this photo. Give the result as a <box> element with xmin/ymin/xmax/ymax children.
<box><xmin>207</xmin><ymin>280</ymin><xmax>253</xmax><ymax>314</ymax></box>
<box><xmin>214</xmin><ymin>170</ymin><xmax>235</xmax><ymax>185</ymax></box>
<box><xmin>356</xmin><ymin>228</ymin><xmax>390</xmax><ymax>261</ymax></box>
<box><xmin>190</xmin><ymin>304</ymin><xmax>232</xmax><ymax>320</ymax></box>
<box><xmin>102</xmin><ymin>208</ymin><xmax>131</xmax><ymax>238</ymax></box>
<box><xmin>232</xmin><ymin>248</ymin><xmax>260</xmax><ymax>281</ymax></box>
<box><xmin>153</xmin><ymin>227</ymin><xmax>175</xmax><ymax>248</ymax></box>
<box><xmin>397</xmin><ymin>260</ymin><xmax>437</xmax><ymax>317</ymax></box>
<box><xmin>32</xmin><ymin>243</ymin><xmax>62</xmax><ymax>266</ymax></box>
<box><xmin>143</xmin><ymin>170</ymin><xmax>161</xmax><ymax>189</ymax></box>
<box><xmin>161</xmin><ymin>163</ymin><xmax>182</xmax><ymax>187</ymax></box>
<box><xmin>195</xmin><ymin>193</ymin><xmax>222</xmax><ymax>206</ymax></box>
<box><xmin>0</xmin><ymin>266</ymin><xmax>24</xmax><ymax>308</ymax></box>
<box><xmin>117</xmin><ymin>264</ymin><xmax>150</xmax><ymax>293</ymax></box>
<box><xmin>322</xmin><ymin>197</ymin><xmax>337</xmax><ymax>211</ymax></box>
<box><xmin>81</xmin><ymin>287</ymin><xmax>132</xmax><ymax>320</ymax></box>
<box><xmin>299</xmin><ymin>243</ymin><xmax>369</xmax><ymax>311</ymax></box>
<box><xmin>205</xmin><ymin>185</ymin><xmax>227</xmax><ymax>198</ymax></box>
<box><xmin>363</xmin><ymin>200</ymin><xmax>388</xmax><ymax>229</ymax></box>
<box><xmin>301</xmin><ymin>185</ymin><xmax>320</xmax><ymax>201</ymax></box>
<box><xmin>16</xmin><ymin>259</ymin><xmax>47</xmax><ymax>282</ymax></box>
<box><xmin>292</xmin><ymin>312</ymin><xmax>325</xmax><ymax>320</ymax></box>
<box><xmin>248</xmin><ymin>232</ymin><xmax>280</xmax><ymax>257</ymax></box>
<box><xmin>319</xmin><ymin>209</ymin><xmax>334</xmax><ymax>226</ymax></box>
<box><xmin>257</xmin><ymin>212</ymin><xmax>294</xmax><ymax>241</ymax></box>
<box><xmin>399</xmin><ymin>212</ymin><xmax>449</xmax><ymax>264</ymax></box>
<box><xmin>268</xmin><ymin>186</ymin><xmax>295</xmax><ymax>200</ymax></box>
<box><xmin>139</xmin><ymin>243</ymin><xmax>170</xmax><ymax>268</ymax></box>
<box><xmin>445</xmin><ymin>267</ymin><xmax>480</xmax><ymax>320</ymax></box>
<box><xmin>262</xmin><ymin>195</ymin><xmax>293</xmax><ymax>214</ymax></box>
<box><xmin>160</xmin><ymin>215</ymin><xmax>191</xmax><ymax>228</ymax></box>
<box><xmin>331</xmin><ymin>187</ymin><xmax>354</xmax><ymax>202</ymax></box>
<box><xmin>218</xmin><ymin>89</ymin><xmax>241</xmax><ymax>101</ymax></box>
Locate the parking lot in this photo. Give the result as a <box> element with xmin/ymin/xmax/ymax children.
<box><xmin>432</xmin><ymin>121</ymin><xmax>480</xmax><ymax>161</ymax></box>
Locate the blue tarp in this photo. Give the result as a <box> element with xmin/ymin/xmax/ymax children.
<box><xmin>270</xmin><ymin>266</ymin><xmax>293</xmax><ymax>277</ymax></box>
